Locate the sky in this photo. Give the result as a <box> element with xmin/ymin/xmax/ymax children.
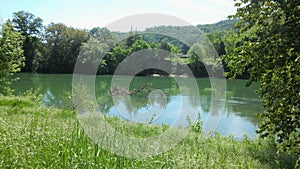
<box><xmin>0</xmin><ymin>0</ymin><xmax>237</xmax><ymax>31</ymax></box>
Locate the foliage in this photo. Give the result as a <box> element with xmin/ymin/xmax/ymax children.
<box><xmin>189</xmin><ymin>112</ymin><xmax>202</xmax><ymax>133</ymax></box>
<box><xmin>79</xmin><ymin>27</ymin><xmax>118</xmax><ymax>74</ymax></box>
<box><xmin>0</xmin><ymin>22</ymin><xmax>24</xmax><ymax>95</ymax></box>
<box><xmin>224</xmin><ymin>0</ymin><xmax>300</xmax><ymax>157</ymax></box>
<box><xmin>187</xmin><ymin>43</ymin><xmax>208</xmax><ymax>77</ymax></box>
<box><xmin>197</xmin><ymin>19</ymin><xmax>238</xmax><ymax>34</ymax></box>
<box><xmin>4</xmin><ymin>11</ymin><xmax>239</xmax><ymax>76</ymax></box>
<box><xmin>131</xmin><ymin>39</ymin><xmax>151</xmax><ymax>52</ymax></box>
<box><xmin>187</xmin><ymin>37</ymin><xmax>223</xmax><ymax>77</ymax></box>
<box><xmin>80</xmin><ymin>29</ymin><xmax>183</xmax><ymax>76</ymax></box>
<box><xmin>42</xmin><ymin>23</ymin><xmax>89</xmax><ymax>73</ymax></box>
<box><xmin>158</xmin><ymin>38</ymin><xmax>179</xmax><ymax>54</ymax></box>
<box><xmin>126</xmin><ymin>31</ymin><xmax>142</xmax><ymax>47</ymax></box>
<box><xmin>11</xmin><ymin>11</ymin><xmax>43</xmax><ymax>72</ymax></box>
<box><xmin>207</xmin><ymin>31</ymin><xmax>226</xmax><ymax>57</ymax></box>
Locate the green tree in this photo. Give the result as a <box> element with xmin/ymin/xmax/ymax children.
<box><xmin>126</xmin><ymin>31</ymin><xmax>141</xmax><ymax>47</ymax></box>
<box><xmin>224</xmin><ymin>0</ymin><xmax>300</xmax><ymax>157</ymax></box>
<box><xmin>131</xmin><ymin>39</ymin><xmax>151</xmax><ymax>52</ymax></box>
<box><xmin>11</xmin><ymin>11</ymin><xmax>43</xmax><ymax>72</ymax></box>
<box><xmin>79</xmin><ymin>27</ymin><xmax>117</xmax><ymax>74</ymax></box>
<box><xmin>105</xmin><ymin>44</ymin><xmax>130</xmax><ymax>74</ymax></box>
<box><xmin>44</xmin><ymin>23</ymin><xmax>88</xmax><ymax>73</ymax></box>
<box><xmin>0</xmin><ymin>22</ymin><xmax>24</xmax><ymax>95</ymax></box>
<box><xmin>187</xmin><ymin>38</ymin><xmax>222</xmax><ymax>77</ymax></box>
<box><xmin>187</xmin><ymin>43</ymin><xmax>207</xmax><ymax>77</ymax></box>
<box><xmin>207</xmin><ymin>31</ymin><xmax>226</xmax><ymax>58</ymax></box>
<box><xmin>223</xmin><ymin>30</ymin><xmax>240</xmax><ymax>56</ymax></box>
<box><xmin>158</xmin><ymin>38</ymin><xmax>180</xmax><ymax>55</ymax></box>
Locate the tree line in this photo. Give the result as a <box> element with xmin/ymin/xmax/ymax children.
<box><xmin>0</xmin><ymin>11</ymin><xmax>238</xmax><ymax>76</ymax></box>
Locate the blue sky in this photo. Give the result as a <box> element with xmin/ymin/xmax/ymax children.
<box><xmin>0</xmin><ymin>0</ymin><xmax>236</xmax><ymax>30</ymax></box>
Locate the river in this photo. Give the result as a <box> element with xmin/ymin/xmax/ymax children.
<box><xmin>12</xmin><ymin>73</ymin><xmax>263</xmax><ymax>140</ymax></box>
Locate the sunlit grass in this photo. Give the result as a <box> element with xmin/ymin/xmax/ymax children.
<box><xmin>0</xmin><ymin>95</ymin><xmax>297</xmax><ymax>168</ymax></box>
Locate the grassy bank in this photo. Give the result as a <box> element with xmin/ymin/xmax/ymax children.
<box><xmin>0</xmin><ymin>95</ymin><xmax>297</xmax><ymax>168</ymax></box>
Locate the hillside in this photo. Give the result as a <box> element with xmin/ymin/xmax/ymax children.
<box><xmin>197</xmin><ymin>19</ymin><xmax>238</xmax><ymax>34</ymax></box>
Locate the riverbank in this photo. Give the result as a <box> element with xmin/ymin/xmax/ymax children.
<box><xmin>0</xmin><ymin>94</ymin><xmax>297</xmax><ymax>168</ymax></box>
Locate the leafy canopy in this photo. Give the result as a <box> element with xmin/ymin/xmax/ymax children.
<box><xmin>0</xmin><ymin>22</ymin><xmax>24</xmax><ymax>95</ymax></box>
<box><xmin>224</xmin><ymin>0</ymin><xmax>300</xmax><ymax>156</ymax></box>
<box><xmin>11</xmin><ymin>11</ymin><xmax>43</xmax><ymax>72</ymax></box>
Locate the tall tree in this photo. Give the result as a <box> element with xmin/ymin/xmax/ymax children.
<box><xmin>79</xmin><ymin>27</ymin><xmax>117</xmax><ymax>74</ymax></box>
<box><xmin>0</xmin><ymin>22</ymin><xmax>24</xmax><ymax>95</ymax></box>
<box><xmin>44</xmin><ymin>23</ymin><xmax>89</xmax><ymax>73</ymax></box>
<box><xmin>11</xmin><ymin>11</ymin><xmax>43</xmax><ymax>72</ymax></box>
<box><xmin>224</xmin><ymin>0</ymin><xmax>300</xmax><ymax>157</ymax></box>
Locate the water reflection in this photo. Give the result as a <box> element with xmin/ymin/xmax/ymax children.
<box><xmin>13</xmin><ymin>73</ymin><xmax>263</xmax><ymax>140</ymax></box>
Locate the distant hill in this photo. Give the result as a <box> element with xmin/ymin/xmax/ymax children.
<box><xmin>197</xmin><ymin>19</ymin><xmax>238</xmax><ymax>34</ymax></box>
<box><xmin>112</xmin><ymin>19</ymin><xmax>238</xmax><ymax>39</ymax></box>
<box><xmin>110</xmin><ymin>19</ymin><xmax>238</xmax><ymax>54</ymax></box>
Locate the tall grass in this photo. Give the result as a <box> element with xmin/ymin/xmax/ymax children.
<box><xmin>0</xmin><ymin>95</ymin><xmax>297</xmax><ymax>168</ymax></box>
